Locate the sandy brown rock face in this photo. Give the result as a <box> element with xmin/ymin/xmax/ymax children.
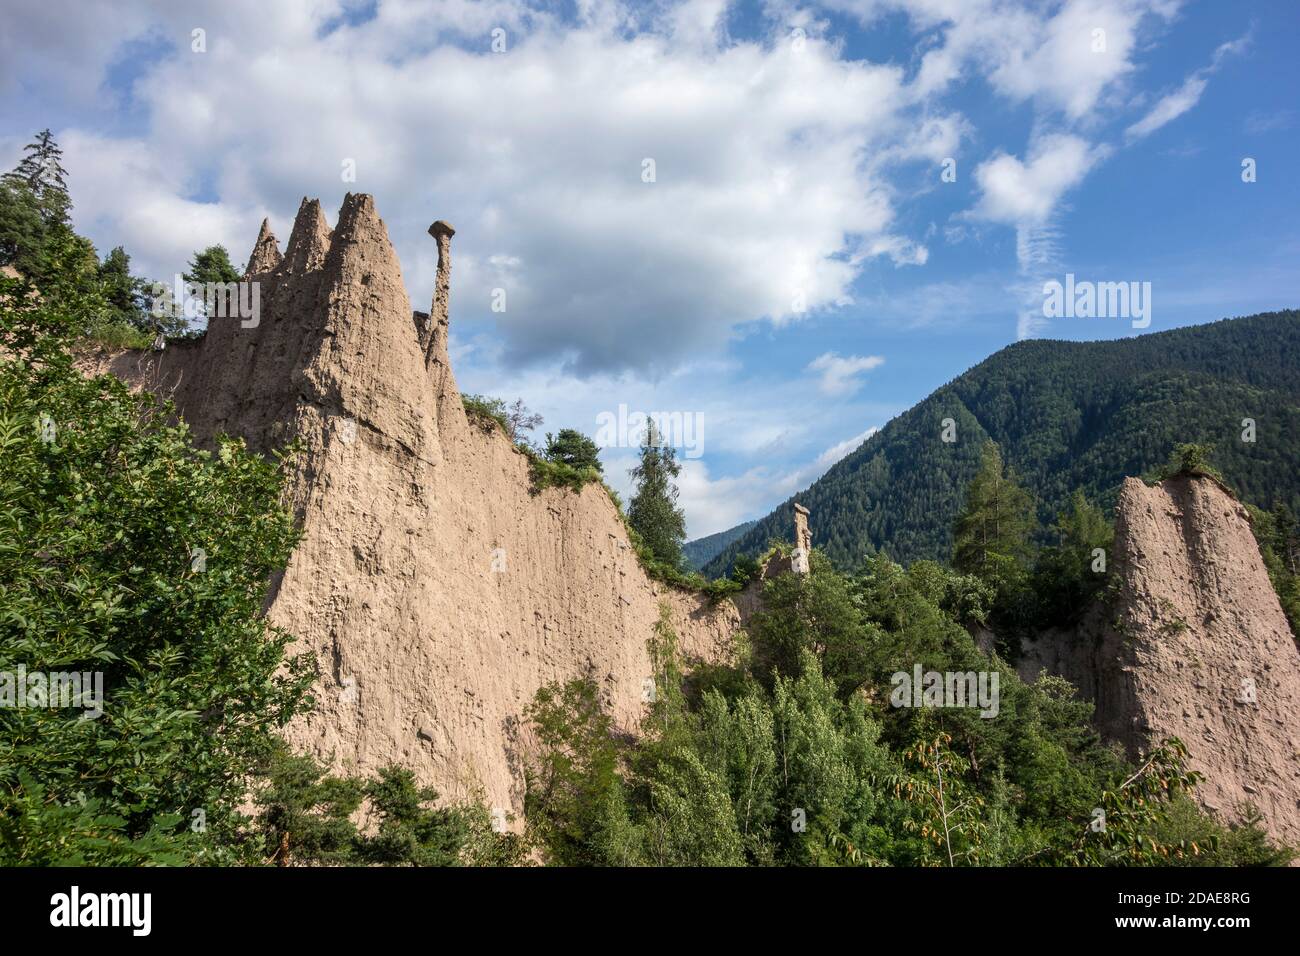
<box><xmin>245</xmin><ymin>219</ymin><xmax>283</xmax><ymax>277</ymax></box>
<box><xmin>98</xmin><ymin>194</ymin><xmax>739</xmax><ymax>822</ymax></box>
<box><xmin>1021</xmin><ymin>475</ymin><xmax>1300</xmax><ymax>847</ymax></box>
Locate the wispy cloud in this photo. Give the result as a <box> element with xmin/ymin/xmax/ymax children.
<box><xmin>1125</xmin><ymin>29</ymin><xmax>1251</xmax><ymax>142</ymax></box>
<box><xmin>807</xmin><ymin>352</ymin><xmax>886</xmax><ymax>395</ymax></box>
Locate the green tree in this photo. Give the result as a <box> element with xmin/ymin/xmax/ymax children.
<box><xmin>1272</xmin><ymin>504</ymin><xmax>1299</xmax><ymax>575</ymax></box>
<box><xmin>953</xmin><ymin>439</ymin><xmax>1036</xmax><ymax>620</ymax></box>
<box><xmin>627</xmin><ymin>419</ymin><xmax>686</xmax><ymax>569</ymax></box>
<box><xmin>183</xmin><ymin>244</ymin><xmax>240</xmax><ymax>288</ymax></box>
<box><xmin>181</xmin><ymin>244</ymin><xmax>241</xmax><ymax>331</ymax></box>
<box><xmin>253</xmin><ymin>745</ymin><xmax>528</xmax><ymax>866</ymax></box>
<box><xmin>1060</xmin><ymin>738</ymin><xmax>1209</xmax><ymax>866</ymax></box>
<box><xmin>1032</xmin><ymin>490</ymin><xmax>1114</xmax><ymax>627</ymax></box>
<box><xmin>524</xmin><ymin>678</ymin><xmax>641</xmax><ymax>865</ymax></box>
<box><xmin>1249</xmin><ymin>504</ymin><xmax>1300</xmax><ymax>640</ymax></box>
<box><xmin>889</xmin><ymin>730</ymin><xmax>987</xmax><ymax>866</ymax></box>
<box><xmin>544</xmin><ymin>428</ymin><xmax>603</xmax><ymax>473</ymax></box>
<box><xmin>747</xmin><ymin>552</ymin><xmax>878</xmax><ymax>697</ymax></box>
<box><xmin>97</xmin><ymin>245</ymin><xmax>156</xmax><ymax>334</ymax></box>
<box><xmin>1155</xmin><ymin>442</ymin><xmax>1223</xmax><ymax>483</ymax></box>
<box><xmin>2</xmin><ymin>129</ymin><xmax>71</xmax><ymax>226</ymax></box>
<box><xmin>0</xmin><ymin>259</ymin><xmax>314</xmax><ymax>864</ymax></box>
<box><xmin>0</xmin><ymin>182</ymin><xmax>47</xmax><ymax>276</ymax></box>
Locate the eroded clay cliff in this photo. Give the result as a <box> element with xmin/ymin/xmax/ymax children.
<box><xmin>90</xmin><ymin>194</ymin><xmax>738</xmax><ymax>821</ymax></box>
<box><xmin>1021</xmin><ymin>474</ymin><xmax>1300</xmax><ymax>847</ymax></box>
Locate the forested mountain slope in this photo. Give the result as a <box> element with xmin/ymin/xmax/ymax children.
<box><xmin>704</xmin><ymin>310</ymin><xmax>1300</xmax><ymax>573</ymax></box>
<box><xmin>682</xmin><ymin>520</ymin><xmax>757</xmax><ymax>570</ymax></box>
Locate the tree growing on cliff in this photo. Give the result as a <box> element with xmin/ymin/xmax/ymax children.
<box><xmin>184</xmin><ymin>244</ymin><xmax>241</xmax><ymax>289</ymax></box>
<box><xmin>2</xmin><ymin>129</ymin><xmax>71</xmax><ymax>227</ymax></box>
<box><xmin>627</xmin><ymin>419</ymin><xmax>687</xmax><ymax>569</ymax></box>
<box><xmin>182</xmin><ymin>244</ymin><xmax>241</xmax><ymax>330</ymax></box>
<box><xmin>1154</xmin><ymin>442</ymin><xmax>1223</xmax><ymax>483</ymax></box>
<box><xmin>544</xmin><ymin>428</ymin><xmax>603</xmax><ymax>473</ymax></box>
<box><xmin>97</xmin><ymin>245</ymin><xmax>154</xmax><ymax>333</ymax></box>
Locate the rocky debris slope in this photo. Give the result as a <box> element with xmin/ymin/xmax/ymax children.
<box><xmin>1020</xmin><ymin>474</ymin><xmax>1300</xmax><ymax>847</ymax></box>
<box><xmin>95</xmin><ymin>195</ymin><xmax>738</xmax><ymax>821</ymax></box>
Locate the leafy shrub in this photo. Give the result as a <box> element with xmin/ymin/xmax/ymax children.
<box><xmin>0</xmin><ymin>257</ymin><xmax>314</xmax><ymax>865</ymax></box>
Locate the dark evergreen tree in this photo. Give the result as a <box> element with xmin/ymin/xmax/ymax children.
<box><xmin>97</xmin><ymin>245</ymin><xmax>150</xmax><ymax>332</ymax></box>
<box><xmin>1032</xmin><ymin>490</ymin><xmax>1114</xmax><ymax>627</ymax></box>
<box><xmin>183</xmin><ymin>244</ymin><xmax>240</xmax><ymax>291</ymax></box>
<box><xmin>953</xmin><ymin>441</ymin><xmax>1035</xmax><ymax>577</ymax></box>
<box><xmin>544</xmin><ymin>428</ymin><xmax>603</xmax><ymax>473</ymax></box>
<box><xmin>627</xmin><ymin>420</ymin><xmax>686</xmax><ymax>569</ymax></box>
<box><xmin>0</xmin><ymin>182</ymin><xmax>46</xmax><ymax>275</ymax></box>
<box><xmin>2</xmin><ymin>129</ymin><xmax>71</xmax><ymax>226</ymax></box>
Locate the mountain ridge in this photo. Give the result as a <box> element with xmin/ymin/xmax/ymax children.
<box><xmin>704</xmin><ymin>310</ymin><xmax>1300</xmax><ymax>575</ymax></box>
<box><xmin>682</xmin><ymin>519</ymin><xmax>757</xmax><ymax>570</ymax></box>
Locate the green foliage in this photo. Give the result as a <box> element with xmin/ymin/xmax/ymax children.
<box><xmin>253</xmin><ymin>745</ymin><xmax>529</xmax><ymax>866</ymax></box>
<box><xmin>951</xmin><ymin>440</ymin><xmax>1036</xmax><ymax>629</ymax></box>
<box><xmin>747</xmin><ymin>551</ymin><xmax>879</xmax><ymax>697</ymax></box>
<box><xmin>460</xmin><ymin>394</ymin><xmax>544</xmax><ymax>449</ymax></box>
<box><xmin>526</xmin><ymin>450</ymin><xmax>602</xmax><ymax>495</ymax></box>
<box><xmin>520</xmin><ymin>551</ymin><xmax>1271</xmax><ymax>867</ymax></box>
<box><xmin>183</xmin><ymin>244</ymin><xmax>240</xmax><ymax>289</ymax></box>
<box><xmin>0</xmin><ymin>769</ymin><xmax>204</xmax><ymax>866</ymax></box>
<box><xmin>905</xmin><ymin>560</ymin><xmax>995</xmax><ymax>629</ymax></box>
<box><xmin>1059</xmin><ymin>738</ymin><xmax>1210</xmax><ymax>865</ymax></box>
<box><xmin>0</xmin><ymin>136</ymin><xmax>164</xmax><ymax>348</ymax></box>
<box><xmin>524</xmin><ymin>677</ymin><xmax>639</xmax><ymax>866</ymax></box>
<box><xmin>0</xmin><ymin>261</ymin><xmax>318</xmax><ymax>864</ymax></box>
<box><xmin>889</xmin><ymin>731</ymin><xmax>987</xmax><ymax>865</ymax></box>
<box><xmin>1031</xmin><ymin>490</ymin><xmax>1114</xmax><ymax>628</ymax></box>
<box><xmin>461</xmin><ymin>393</ymin><xmax>511</xmax><ymax>435</ymax></box>
<box><xmin>1152</xmin><ymin>441</ymin><xmax>1224</xmax><ymax>483</ymax></box>
<box><xmin>953</xmin><ymin>440</ymin><xmax>1036</xmax><ymax>577</ymax></box>
<box><xmin>254</xmin><ymin>746</ymin><xmax>365</xmax><ymax>865</ymax></box>
<box><xmin>1248</xmin><ymin>503</ymin><xmax>1300</xmax><ymax>642</ymax></box>
<box><xmin>705</xmin><ymin>312</ymin><xmax>1300</xmax><ymax>576</ymax></box>
<box><xmin>0</xmin><ymin>182</ymin><xmax>47</xmax><ymax>278</ymax></box>
<box><xmin>730</xmin><ymin>552</ymin><xmax>762</xmax><ymax>586</ymax></box>
<box><xmin>1146</xmin><ymin>798</ymin><xmax>1293</xmax><ymax>867</ymax></box>
<box><xmin>2</xmin><ymin>129</ymin><xmax>71</xmax><ymax>227</ymax></box>
<box><xmin>544</xmin><ymin>428</ymin><xmax>603</xmax><ymax>473</ymax></box>
<box><xmin>627</xmin><ymin>419</ymin><xmax>686</xmax><ymax>570</ymax></box>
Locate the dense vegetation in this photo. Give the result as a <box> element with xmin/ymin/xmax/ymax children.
<box><xmin>518</xmin><ymin>439</ymin><xmax>1292</xmax><ymax>866</ymax></box>
<box><xmin>521</xmin><ymin>561</ymin><xmax>1291</xmax><ymax>866</ymax></box>
<box><xmin>704</xmin><ymin>311</ymin><xmax>1300</xmax><ymax>575</ymax></box>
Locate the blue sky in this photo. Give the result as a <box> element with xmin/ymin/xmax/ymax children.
<box><xmin>2</xmin><ymin>0</ymin><xmax>1296</xmax><ymax>537</ymax></box>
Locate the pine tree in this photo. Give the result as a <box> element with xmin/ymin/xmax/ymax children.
<box><xmin>1032</xmin><ymin>489</ymin><xmax>1113</xmax><ymax>626</ymax></box>
<box><xmin>628</xmin><ymin>420</ymin><xmax>686</xmax><ymax>569</ymax></box>
<box><xmin>952</xmin><ymin>440</ymin><xmax>1035</xmax><ymax>613</ymax></box>
<box><xmin>183</xmin><ymin>244</ymin><xmax>241</xmax><ymax>289</ymax></box>
<box><xmin>544</xmin><ymin>428</ymin><xmax>602</xmax><ymax>472</ymax></box>
<box><xmin>98</xmin><ymin>246</ymin><xmax>148</xmax><ymax>331</ymax></box>
<box><xmin>181</xmin><ymin>245</ymin><xmax>242</xmax><ymax>330</ymax></box>
<box><xmin>2</xmin><ymin>129</ymin><xmax>71</xmax><ymax>226</ymax></box>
